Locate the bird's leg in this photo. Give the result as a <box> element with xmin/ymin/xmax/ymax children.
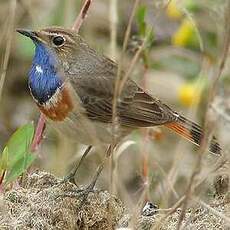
<box><xmin>61</xmin><ymin>145</ymin><xmax>113</xmax><ymax>206</ymax></box>
<box><xmin>86</xmin><ymin>144</ymin><xmax>113</xmax><ymax>188</ymax></box>
<box><xmin>79</xmin><ymin>144</ymin><xmax>113</xmax><ymax>191</ymax></box>
<box><xmin>62</xmin><ymin>145</ymin><xmax>93</xmax><ymax>185</ymax></box>
<box><xmin>74</xmin><ymin>145</ymin><xmax>112</xmax><ymax>191</ymax></box>
<box><xmin>81</xmin><ymin>157</ymin><xmax>107</xmax><ymax>192</ymax></box>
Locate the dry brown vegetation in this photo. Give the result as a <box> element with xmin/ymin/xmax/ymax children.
<box><xmin>0</xmin><ymin>171</ymin><xmax>229</xmax><ymax>229</ymax></box>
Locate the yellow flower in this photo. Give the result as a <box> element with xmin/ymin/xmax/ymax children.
<box><xmin>172</xmin><ymin>18</ymin><xmax>195</xmax><ymax>47</ymax></box>
<box><xmin>166</xmin><ymin>0</ymin><xmax>183</xmax><ymax>20</ymax></box>
<box><xmin>178</xmin><ymin>83</ymin><xmax>201</xmax><ymax>107</ymax></box>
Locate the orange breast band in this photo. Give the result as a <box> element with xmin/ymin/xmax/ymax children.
<box><xmin>38</xmin><ymin>86</ymin><xmax>74</xmax><ymax>121</ymax></box>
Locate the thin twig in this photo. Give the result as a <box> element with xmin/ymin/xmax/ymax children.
<box><xmin>112</xmin><ymin>0</ymin><xmax>140</xmax><ymax>139</ymax></box>
<box><xmin>113</xmin><ymin>0</ymin><xmax>140</xmax><ymax>98</ymax></box>
<box><xmin>72</xmin><ymin>0</ymin><xmax>93</xmax><ymax>32</ymax></box>
<box><xmin>0</xmin><ymin>170</ymin><xmax>6</xmax><ymax>192</ymax></box>
<box><xmin>31</xmin><ymin>114</ymin><xmax>46</xmax><ymax>152</ymax></box>
<box><xmin>211</xmin><ymin>99</ymin><xmax>230</xmax><ymax>123</ymax></box>
<box><xmin>176</xmin><ymin>1</ymin><xmax>230</xmax><ymax>229</ymax></box>
<box><xmin>152</xmin><ymin>196</ymin><xmax>185</xmax><ymax>230</ymax></box>
<box><xmin>0</xmin><ymin>0</ymin><xmax>16</xmax><ymax>102</ymax></box>
<box><xmin>208</xmin><ymin>1</ymin><xmax>230</xmax><ymax>102</ymax></box>
<box><xmin>153</xmin><ymin>154</ymin><xmax>227</xmax><ymax>229</ymax></box>
<box><xmin>109</xmin><ymin>0</ymin><xmax>118</xmax><ymax>194</ymax></box>
<box><xmin>118</xmin><ymin>38</ymin><xmax>146</xmax><ymax>96</ymax></box>
<box><xmin>194</xmin><ymin>197</ymin><xmax>230</xmax><ymax>226</ymax></box>
<box><xmin>0</xmin><ymin>0</ymin><xmax>16</xmax><ymax>188</ymax></box>
<box><xmin>109</xmin><ymin>0</ymin><xmax>118</xmax><ymax>59</ymax></box>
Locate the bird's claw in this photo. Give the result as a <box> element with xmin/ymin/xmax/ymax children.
<box><xmin>58</xmin><ymin>184</ymin><xmax>95</xmax><ymax>208</ymax></box>
<box><xmin>61</xmin><ymin>172</ymin><xmax>78</xmax><ymax>186</ymax></box>
<box><xmin>58</xmin><ymin>145</ymin><xmax>93</xmax><ymax>186</ymax></box>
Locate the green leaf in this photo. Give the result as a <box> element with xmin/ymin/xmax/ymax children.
<box><xmin>0</xmin><ymin>146</ymin><xmax>9</xmax><ymax>171</ymax></box>
<box><xmin>136</xmin><ymin>6</ymin><xmax>154</xmax><ymax>51</ymax></box>
<box><xmin>6</xmin><ymin>123</ymin><xmax>34</xmax><ymax>167</ymax></box>
<box><xmin>145</xmin><ymin>25</ymin><xmax>155</xmax><ymax>46</ymax></box>
<box><xmin>136</xmin><ymin>5</ymin><xmax>147</xmax><ymax>36</ymax></box>
<box><xmin>185</xmin><ymin>0</ymin><xmax>200</xmax><ymax>12</ymax></box>
<box><xmin>3</xmin><ymin>123</ymin><xmax>36</xmax><ymax>185</ymax></box>
<box><xmin>5</xmin><ymin>153</ymin><xmax>36</xmax><ymax>184</ymax></box>
<box><xmin>137</xmin><ymin>5</ymin><xmax>146</xmax><ymax>24</ymax></box>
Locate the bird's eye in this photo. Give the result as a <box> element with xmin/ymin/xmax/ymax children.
<box><xmin>52</xmin><ymin>36</ymin><xmax>65</xmax><ymax>46</ymax></box>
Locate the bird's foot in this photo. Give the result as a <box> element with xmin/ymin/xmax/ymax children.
<box><xmin>58</xmin><ymin>181</ymin><xmax>96</xmax><ymax>209</ymax></box>
<box><xmin>59</xmin><ymin>145</ymin><xmax>93</xmax><ymax>186</ymax></box>
<box><xmin>57</xmin><ymin>163</ymin><xmax>103</xmax><ymax>208</ymax></box>
<box><xmin>60</xmin><ymin>171</ymin><xmax>78</xmax><ymax>186</ymax></box>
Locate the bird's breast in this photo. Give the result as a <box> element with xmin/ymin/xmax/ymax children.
<box><xmin>38</xmin><ymin>84</ymin><xmax>74</xmax><ymax>121</ymax></box>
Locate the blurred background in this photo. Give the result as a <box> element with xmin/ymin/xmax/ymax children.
<box><xmin>0</xmin><ymin>0</ymin><xmax>230</xmax><ymax>209</ymax></box>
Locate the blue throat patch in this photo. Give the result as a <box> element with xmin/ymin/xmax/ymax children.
<box><xmin>29</xmin><ymin>42</ymin><xmax>63</xmax><ymax>105</ymax></box>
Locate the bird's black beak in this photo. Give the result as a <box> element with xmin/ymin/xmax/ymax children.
<box><xmin>16</xmin><ymin>29</ymin><xmax>37</xmax><ymax>40</ymax></box>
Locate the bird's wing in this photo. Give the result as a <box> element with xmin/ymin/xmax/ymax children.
<box><xmin>68</xmin><ymin>73</ymin><xmax>222</xmax><ymax>155</ymax></box>
<box><xmin>68</xmin><ymin>73</ymin><xmax>177</xmax><ymax>128</ymax></box>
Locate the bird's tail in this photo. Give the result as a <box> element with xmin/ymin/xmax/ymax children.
<box><xmin>165</xmin><ymin>115</ymin><xmax>221</xmax><ymax>155</ymax></box>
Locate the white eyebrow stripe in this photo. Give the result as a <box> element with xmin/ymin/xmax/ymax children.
<box><xmin>42</xmin><ymin>31</ymin><xmax>75</xmax><ymax>43</ymax></box>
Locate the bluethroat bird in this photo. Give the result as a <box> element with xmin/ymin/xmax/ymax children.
<box><xmin>17</xmin><ymin>27</ymin><xmax>221</xmax><ymax>191</ymax></box>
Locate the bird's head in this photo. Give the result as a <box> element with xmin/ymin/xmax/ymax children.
<box><xmin>17</xmin><ymin>26</ymin><xmax>109</xmax><ymax>75</ymax></box>
<box><xmin>16</xmin><ymin>27</ymin><xmax>110</xmax><ymax>106</ymax></box>
<box><xmin>16</xmin><ymin>27</ymin><xmax>89</xmax><ymax>105</ymax></box>
<box><xmin>17</xmin><ymin>27</ymin><xmax>87</xmax><ymax>65</ymax></box>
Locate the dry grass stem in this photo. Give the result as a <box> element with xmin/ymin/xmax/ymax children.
<box><xmin>72</xmin><ymin>0</ymin><xmax>93</xmax><ymax>32</ymax></box>
<box><xmin>194</xmin><ymin>197</ymin><xmax>230</xmax><ymax>226</ymax></box>
<box><xmin>109</xmin><ymin>0</ymin><xmax>118</xmax><ymax>59</ymax></box>
<box><xmin>112</xmin><ymin>0</ymin><xmax>140</xmax><ymax>136</ymax></box>
<box><xmin>176</xmin><ymin>1</ymin><xmax>230</xmax><ymax>229</ymax></box>
<box><xmin>0</xmin><ymin>0</ymin><xmax>16</xmax><ymax>102</ymax></box>
<box><xmin>109</xmin><ymin>0</ymin><xmax>118</xmax><ymax>195</ymax></box>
